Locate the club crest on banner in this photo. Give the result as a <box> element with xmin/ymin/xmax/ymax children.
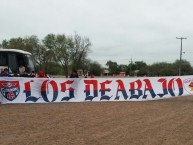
<box><xmin>183</xmin><ymin>78</ymin><xmax>193</xmax><ymax>94</ymax></box>
<box><xmin>0</xmin><ymin>81</ymin><xmax>20</xmax><ymax>101</ymax></box>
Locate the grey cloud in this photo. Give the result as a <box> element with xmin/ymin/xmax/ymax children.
<box><xmin>1</xmin><ymin>0</ymin><xmax>193</xmax><ymax>66</ymax></box>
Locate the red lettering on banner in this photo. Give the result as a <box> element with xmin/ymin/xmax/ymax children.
<box><xmin>143</xmin><ymin>79</ymin><xmax>153</xmax><ymax>90</ymax></box>
<box><xmin>100</xmin><ymin>80</ymin><xmax>112</xmax><ymax>100</ymax></box>
<box><xmin>100</xmin><ymin>80</ymin><xmax>112</xmax><ymax>91</ymax></box>
<box><xmin>41</xmin><ymin>80</ymin><xmax>48</xmax><ymax>92</ymax></box>
<box><xmin>168</xmin><ymin>78</ymin><xmax>183</xmax><ymax>89</ymax></box>
<box><xmin>143</xmin><ymin>79</ymin><xmax>156</xmax><ymax>98</ymax></box>
<box><xmin>130</xmin><ymin>79</ymin><xmax>142</xmax><ymax>90</ymax></box>
<box><xmin>168</xmin><ymin>78</ymin><xmax>175</xmax><ymax>89</ymax></box>
<box><xmin>41</xmin><ymin>80</ymin><xmax>58</xmax><ymax>92</ymax></box>
<box><xmin>41</xmin><ymin>80</ymin><xmax>58</xmax><ymax>102</ymax></box>
<box><xmin>157</xmin><ymin>78</ymin><xmax>168</xmax><ymax>97</ymax></box>
<box><xmin>23</xmin><ymin>80</ymin><xmax>41</xmax><ymax>102</ymax></box>
<box><xmin>168</xmin><ymin>78</ymin><xmax>183</xmax><ymax>96</ymax></box>
<box><xmin>158</xmin><ymin>78</ymin><xmax>167</xmax><ymax>89</ymax></box>
<box><xmin>115</xmin><ymin>80</ymin><xmax>129</xmax><ymax>100</ymax></box>
<box><xmin>84</xmin><ymin>80</ymin><xmax>98</xmax><ymax>91</ymax></box>
<box><xmin>60</xmin><ymin>80</ymin><xmax>75</xmax><ymax>101</ymax></box>
<box><xmin>116</xmin><ymin>80</ymin><xmax>126</xmax><ymax>90</ymax></box>
<box><xmin>60</xmin><ymin>80</ymin><xmax>74</xmax><ymax>91</ymax></box>
<box><xmin>176</xmin><ymin>78</ymin><xmax>183</xmax><ymax>88</ymax></box>
<box><xmin>24</xmin><ymin>80</ymin><xmax>34</xmax><ymax>92</ymax></box>
<box><xmin>2</xmin><ymin>76</ymin><xmax>186</xmax><ymax>103</ymax></box>
<box><xmin>84</xmin><ymin>80</ymin><xmax>98</xmax><ymax>101</ymax></box>
<box><xmin>129</xmin><ymin>79</ymin><xmax>143</xmax><ymax>99</ymax></box>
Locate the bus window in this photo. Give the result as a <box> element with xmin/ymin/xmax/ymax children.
<box><xmin>17</xmin><ymin>54</ymin><xmax>25</xmax><ymax>66</ymax></box>
<box><xmin>0</xmin><ymin>53</ymin><xmax>8</xmax><ymax>73</ymax></box>
<box><xmin>8</xmin><ymin>54</ymin><xmax>18</xmax><ymax>73</ymax></box>
<box><xmin>0</xmin><ymin>53</ymin><xmax>8</xmax><ymax>66</ymax></box>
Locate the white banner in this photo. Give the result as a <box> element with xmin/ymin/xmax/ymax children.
<box><xmin>0</xmin><ymin>76</ymin><xmax>193</xmax><ymax>104</ymax></box>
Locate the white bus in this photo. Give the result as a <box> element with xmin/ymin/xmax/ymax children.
<box><xmin>0</xmin><ymin>49</ymin><xmax>35</xmax><ymax>74</ymax></box>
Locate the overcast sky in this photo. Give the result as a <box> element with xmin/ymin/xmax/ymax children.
<box><xmin>1</xmin><ymin>0</ymin><xmax>193</xmax><ymax>66</ymax></box>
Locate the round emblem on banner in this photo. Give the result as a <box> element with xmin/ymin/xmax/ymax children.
<box><xmin>183</xmin><ymin>78</ymin><xmax>193</xmax><ymax>94</ymax></box>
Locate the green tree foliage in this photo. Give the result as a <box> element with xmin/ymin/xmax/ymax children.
<box><xmin>6</xmin><ymin>37</ymin><xmax>25</xmax><ymax>50</ymax></box>
<box><xmin>81</xmin><ymin>59</ymin><xmax>102</xmax><ymax>76</ymax></box>
<box><xmin>148</xmin><ymin>60</ymin><xmax>193</xmax><ymax>76</ymax></box>
<box><xmin>89</xmin><ymin>61</ymin><xmax>102</xmax><ymax>76</ymax></box>
<box><xmin>105</xmin><ymin>60</ymin><xmax>193</xmax><ymax>77</ymax></box>
<box><xmin>132</xmin><ymin>61</ymin><xmax>148</xmax><ymax>76</ymax></box>
<box><xmin>24</xmin><ymin>36</ymin><xmax>49</xmax><ymax>70</ymax></box>
<box><xmin>106</xmin><ymin>60</ymin><xmax>119</xmax><ymax>74</ymax></box>
<box><xmin>43</xmin><ymin>34</ymin><xmax>74</xmax><ymax>78</ymax></box>
<box><xmin>173</xmin><ymin>60</ymin><xmax>193</xmax><ymax>75</ymax></box>
<box><xmin>43</xmin><ymin>33</ymin><xmax>91</xmax><ymax>77</ymax></box>
<box><xmin>118</xmin><ymin>64</ymin><xmax>128</xmax><ymax>72</ymax></box>
<box><xmin>1</xmin><ymin>40</ymin><xmax>8</xmax><ymax>48</ymax></box>
<box><xmin>46</xmin><ymin>62</ymin><xmax>63</xmax><ymax>75</ymax></box>
<box><xmin>148</xmin><ymin>62</ymin><xmax>176</xmax><ymax>76</ymax></box>
<box><xmin>127</xmin><ymin>61</ymin><xmax>147</xmax><ymax>76</ymax></box>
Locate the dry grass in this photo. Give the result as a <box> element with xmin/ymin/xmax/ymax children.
<box><xmin>1</xmin><ymin>96</ymin><xmax>193</xmax><ymax>145</ymax></box>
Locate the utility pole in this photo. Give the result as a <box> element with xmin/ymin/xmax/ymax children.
<box><xmin>129</xmin><ymin>58</ymin><xmax>132</xmax><ymax>76</ymax></box>
<box><xmin>176</xmin><ymin>37</ymin><xmax>187</xmax><ymax>76</ymax></box>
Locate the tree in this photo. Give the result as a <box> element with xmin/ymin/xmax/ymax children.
<box><xmin>45</xmin><ymin>62</ymin><xmax>63</xmax><ymax>75</ymax></box>
<box><xmin>89</xmin><ymin>61</ymin><xmax>102</xmax><ymax>76</ymax></box>
<box><xmin>23</xmin><ymin>36</ymin><xmax>49</xmax><ymax>71</ymax></box>
<box><xmin>6</xmin><ymin>37</ymin><xmax>25</xmax><ymax>50</ymax></box>
<box><xmin>106</xmin><ymin>60</ymin><xmax>119</xmax><ymax>75</ymax></box>
<box><xmin>173</xmin><ymin>59</ymin><xmax>193</xmax><ymax>75</ymax></box>
<box><xmin>1</xmin><ymin>40</ymin><xmax>9</xmax><ymax>48</ymax></box>
<box><xmin>149</xmin><ymin>62</ymin><xmax>176</xmax><ymax>76</ymax></box>
<box><xmin>118</xmin><ymin>64</ymin><xmax>128</xmax><ymax>72</ymax></box>
<box><xmin>71</xmin><ymin>33</ymin><xmax>91</xmax><ymax>70</ymax></box>
<box><xmin>81</xmin><ymin>59</ymin><xmax>102</xmax><ymax>77</ymax></box>
<box><xmin>132</xmin><ymin>61</ymin><xmax>148</xmax><ymax>76</ymax></box>
<box><xmin>43</xmin><ymin>34</ymin><xmax>74</xmax><ymax>78</ymax></box>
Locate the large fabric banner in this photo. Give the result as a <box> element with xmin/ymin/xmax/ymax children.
<box><xmin>0</xmin><ymin>76</ymin><xmax>193</xmax><ymax>104</ymax></box>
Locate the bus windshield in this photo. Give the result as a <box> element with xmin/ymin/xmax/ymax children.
<box><xmin>23</xmin><ymin>54</ymin><xmax>35</xmax><ymax>73</ymax></box>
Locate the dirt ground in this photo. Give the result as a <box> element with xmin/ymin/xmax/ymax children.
<box><xmin>1</xmin><ymin>96</ymin><xmax>193</xmax><ymax>145</ymax></box>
